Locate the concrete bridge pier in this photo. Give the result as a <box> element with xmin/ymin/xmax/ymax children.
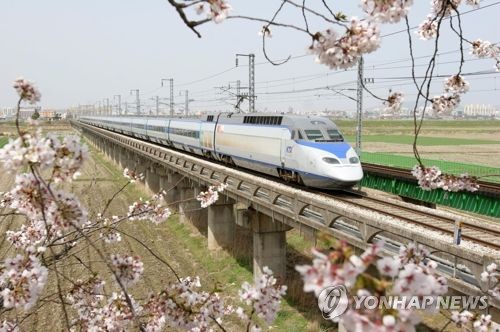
<box><xmin>207</xmin><ymin>197</ymin><xmax>235</xmax><ymax>251</ymax></box>
<box><xmin>249</xmin><ymin>210</ymin><xmax>291</xmax><ymax>283</ymax></box>
<box><xmin>178</xmin><ymin>181</ymin><xmax>208</xmax><ymax>232</ymax></box>
<box><xmin>164</xmin><ymin>172</ymin><xmax>183</xmax><ymax>211</ymax></box>
<box><xmin>145</xmin><ymin>166</ymin><xmax>160</xmax><ymax>194</ymax></box>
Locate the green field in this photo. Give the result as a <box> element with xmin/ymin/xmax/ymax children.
<box><xmin>0</xmin><ymin>136</ymin><xmax>8</xmax><ymax>148</ymax></box>
<box><xmin>345</xmin><ymin>135</ymin><xmax>499</xmax><ymax>146</ymax></box>
<box><xmin>361</xmin><ymin>152</ymin><xmax>500</xmax><ymax>182</ymax></box>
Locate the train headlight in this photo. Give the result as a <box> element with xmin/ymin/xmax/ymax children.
<box><xmin>349</xmin><ymin>156</ymin><xmax>360</xmax><ymax>164</ymax></box>
<box><xmin>322</xmin><ymin>157</ymin><xmax>340</xmax><ymax>164</ymax></box>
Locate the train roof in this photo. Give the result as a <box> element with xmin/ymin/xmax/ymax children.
<box><xmin>80</xmin><ymin>113</ymin><xmax>340</xmax><ymax>129</ymax></box>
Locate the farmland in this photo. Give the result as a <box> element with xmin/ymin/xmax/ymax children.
<box><xmin>337</xmin><ymin>119</ymin><xmax>500</xmax><ymax>180</ymax></box>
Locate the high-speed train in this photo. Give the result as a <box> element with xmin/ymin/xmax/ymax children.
<box><xmin>79</xmin><ymin>113</ymin><xmax>363</xmax><ymax>189</ymax></box>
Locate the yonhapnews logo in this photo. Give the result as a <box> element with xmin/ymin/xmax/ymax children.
<box><xmin>317</xmin><ymin>284</ymin><xmax>489</xmax><ymax>320</ymax></box>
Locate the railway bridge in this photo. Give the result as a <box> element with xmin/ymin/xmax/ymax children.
<box><xmin>71</xmin><ymin>120</ymin><xmax>500</xmax><ymax>308</ymax></box>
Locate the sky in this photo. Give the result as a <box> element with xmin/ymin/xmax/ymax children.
<box><xmin>0</xmin><ymin>0</ymin><xmax>499</xmax><ymax>114</ymax></box>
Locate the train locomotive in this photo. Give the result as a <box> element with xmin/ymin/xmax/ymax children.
<box><xmin>79</xmin><ymin>113</ymin><xmax>363</xmax><ymax>189</ymax></box>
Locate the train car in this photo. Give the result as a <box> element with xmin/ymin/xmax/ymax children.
<box><xmin>79</xmin><ymin>113</ymin><xmax>363</xmax><ymax>189</ymax></box>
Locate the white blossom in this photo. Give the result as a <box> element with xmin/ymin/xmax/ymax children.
<box><xmin>195</xmin><ymin>0</ymin><xmax>232</xmax><ymax>23</ymax></box>
<box><xmin>239</xmin><ymin>267</ymin><xmax>287</xmax><ymax>325</ymax></box>
<box><xmin>383</xmin><ymin>91</ymin><xmax>404</xmax><ymax>113</ymax></box>
<box><xmin>431</xmin><ymin>93</ymin><xmax>461</xmax><ymax>114</ymax></box>
<box><xmin>111</xmin><ymin>254</ymin><xmax>144</xmax><ymax>287</ymax></box>
<box><xmin>13</xmin><ymin>77</ymin><xmax>41</xmax><ymax>104</ymax></box>
<box><xmin>444</xmin><ymin>74</ymin><xmax>470</xmax><ymax>94</ymax></box>
<box><xmin>361</xmin><ymin>0</ymin><xmax>413</xmax><ymax>23</ymax></box>
<box><xmin>196</xmin><ymin>183</ymin><xmax>227</xmax><ymax>208</ymax></box>
<box><xmin>0</xmin><ymin>255</ymin><xmax>48</xmax><ymax>310</ymax></box>
<box><xmin>123</xmin><ymin>167</ymin><xmax>144</xmax><ymax>182</ymax></box>
<box><xmin>417</xmin><ymin>15</ymin><xmax>438</xmax><ymax>40</ymax></box>
<box><xmin>310</xmin><ymin>18</ymin><xmax>380</xmax><ymax>70</ymax></box>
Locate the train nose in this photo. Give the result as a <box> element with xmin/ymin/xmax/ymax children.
<box><xmin>330</xmin><ymin>165</ymin><xmax>364</xmax><ymax>182</ymax></box>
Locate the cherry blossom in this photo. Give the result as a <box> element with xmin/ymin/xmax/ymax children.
<box><xmin>13</xmin><ymin>77</ymin><xmax>41</xmax><ymax>104</ymax></box>
<box><xmin>361</xmin><ymin>0</ymin><xmax>414</xmax><ymax>23</ymax></box>
<box><xmin>66</xmin><ymin>277</ymin><xmax>106</xmax><ymax>329</ymax></box>
<box><xmin>431</xmin><ymin>93</ymin><xmax>460</xmax><ymax>114</ymax></box>
<box><xmin>196</xmin><ymin>182</ymin><xmax>227</xmax><ymax>208</ymax></box>
<box><xmin>465</xmin><ymin>0</ymin><xmax>481</xmax><ymax>8</ymax></box>
<box><xmin>417</xmin><ymin>15</ymin><xmax>438</xmax><ymax>40</ymax></box>
<box><xmin>473</xmin><ymin>314</ymin><xmax>493</xmax><ymax>332</ymax></box>
<box><xmin>384</xmin><ymin>91</ymin><xmax>404</xmax><ymax>113</ymax></box>
<box><xmin>239</xmin><ymin>266</ymin><xmax>287</xmax><ymax>326</ymax></box>
<box><xmin>471</xmin><ymin>39</ymin><xmax>499</xmax><ymax>58</ymax></box>
<box><xmin>142</xmin><ymin>276</ymin><xmax>230</xmax><ymax>331</ymax></box>
<box><xmin>127</xmin><ymin>193</ymin><xmax>172</xmax><ymax>224</ymax></box>
<box><xmin>0</xmin><ymin>320</ymin><xmax>18</xmax><ymax>332</ymax></box>
<box><xmin>310</xmin><ymin>18</ymin><xmax>380</xmax><ymax>70</ymax></box>
<box><xmin>0</xmin><ymin>255</ymin><xmax>48</xmax><ymax>310</ymax></box>
<box><xmin>259</xmin><ymin>26</ymin><xmax>272</xmax><ymax>38</ymax></box>
<box><xmin>444</xmin><ymin>74</ymin><xmax>470</xmax><ymax>94</ymax></box>
<box><xmin>195</xmin><ymin>0</ymin><xmax>232</xmax><ymax>24</ymax></box>
<box><xmin>376</xmin><ymin>256</ymin><xmax>400</xmax><ymax>278</ymax></box>
<box><xmin>411</xmin><ymin>165</ymin><xmax>442</xmax><ymax>190</ymax></box>
<box><xmin>111</xmin><ymin>254</ymin><xmax>144</xmax><ymax>287</ymax></box>
<box><xmin>451</xmin><ymin>310</ymin><xmax>474</xmax><ymax>327</ymax></box>
<box><xmin>412</xmin><ymin>165</ymin><xmax>479</xmax><ymax>192</ymax></box>
<box><xmin>431</xmin><ymin>0</ymin><xmax>461</xmax><ymax>16</ymax></box>
<box><xmin>123</xmin><ymin>167</ymin><xmax>144</xmax><ymax>183</ymax></box>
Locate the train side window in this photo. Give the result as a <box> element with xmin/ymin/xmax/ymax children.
<box><xmin>291</xmin><ymin>130</ymin><xmax>296</xmax><ymax>140</ymax></box>
<box><xmin>305</xmin><ymin>129</ymin><xmax>323</xmax><ymax>140</ymax></box>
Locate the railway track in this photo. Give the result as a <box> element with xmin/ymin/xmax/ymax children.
<box><xmin>75</xmin><ymin>122</ymin><xmax>500</xmax><ymax>252</ymax></box>
<box><xmin>332</xmin><ymin>189</ymin><xmax>500</xmax><ymax>251</ymax></box>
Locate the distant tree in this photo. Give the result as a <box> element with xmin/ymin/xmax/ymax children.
<box><xmin>31</xmin><ymin>109</ymin><xmax>40</xmax><ymax>120</ymax></box>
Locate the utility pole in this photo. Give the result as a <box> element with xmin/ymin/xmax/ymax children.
<box><xmin>155</xmin><ymin>96</ymin><xmax>159</xmax><ymax>116</ymax></box>
<box><xmin>124</xmin><ymin>102</ymin><xmax>128</xmax><ymax>115</ymax></box>
<box><xmin>356</xmin><ymin>56</ymin><xmax>364</xmax><ymax>157</ymax></box>
<box><xmin>184</xmin><ymin>90</ymin><xmax>189</xmax><ymax>116</ymax></box>
<box><xmin>236</xmin><ymin>53</ymin><xmax>256</xmax><ymax>113</ymax></box>
<box><xmin>130</xmin><ymin>89</ymin><xmax>140</xmax><ymax>115</ymax></box>
<box><xmin>114</xmin><ymin>95</ymin><xmax>122</xmax><ymax>116</ymax></box>
<box><xmin>161</xmin><ymin>78</ymin><xmax>174</xmax><ymax>117</ymax></box>
<box><xmin>98</xmin><ymin>101</ymin><xmax>102</xmax><ymax>116</ymax></box>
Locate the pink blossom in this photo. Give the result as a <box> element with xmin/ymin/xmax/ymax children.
<box><xmin>0</xmin><ymin>255</ymin><xmax>48</xmax><ymax>310</ymax></box>
<box><xmin>361</xmin><ymin>0</ymin><xmax>413</xmax><ymax>23</ymax></box>
<box><xmin>239</xmin><ymin>266</ymin><xmax>287</xmax><ymax>326</ymax></box>
<box><xmin>111</xmin><ymin>254</ymin><xmax>144</xmax><ymax>287</ymax></box>
<box><xmin>417</xmin><ymin>15</ymin><xmax>438</xmax><ymax>40</ymax></box>
<box><xmin>123</xmin><ymin>168</ymin><xmax>144</xmax><ymax>183</ymax></box>
<box><xmin>0</xmin><ymin>320</ymin><xmax>18</xmax><ymax>332</ymax></box>
<box><xmin>195</xmin><ymin>0</ymin><xmax>232</xmax><ymax>23</ymax></box>
<box><xmin>376</xmin><ymin>256</ymin><xmax>400</xmax><ymax>278</ymax></box>
<box><xmin>196</xmin><ymin>183</ymin><xmax>227</xmax><ymax>208</ymax></box>
<box><xmin>383</xmin><ymin>91</ymin><xmax>404</xmax><ymax>113</ymax></box>
<box><xmin>310</xmin><ymin>18</ymin><xmax>380</xmax><ymax>70</ymax></box>
<box><xmin>444</xmin><ymin>74</ymin><xmax>470</xmax><ymax>94</ymax></box>
<box><xmin>13</xmin><ymin>77</ymin><xmax>41</xmax><ymax>104</ymax></box>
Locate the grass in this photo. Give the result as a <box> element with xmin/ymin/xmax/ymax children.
<box><xmin>344</xmin><ymin>135</ymin><xmax>499</xmax><ymax>146</ymax></box>
<box><xmin>0</xmin><ymin>136</ymin><xmax>8</xmax><ymax>148</ymax></box>
<box><xmin>361</xmin><ymin>151</ymin><xmax>500</xmax><ymax>182</ymax></box>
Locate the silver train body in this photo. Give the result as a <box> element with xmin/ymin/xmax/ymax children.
<box><xmin>79</xmin><ymin>113</ymin><xmax>363</xmax><ymax>189</ymax></box>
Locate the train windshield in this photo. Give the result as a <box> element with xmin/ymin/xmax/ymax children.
<box><xmin>326</xmin><ymin>129</ymin><xmax>344</xmax><ymax>142</ymax></box>
<box><xmin>304</xmin><ymin>129</ymin><xmax>324</xmax><ymax>140</ymax></box>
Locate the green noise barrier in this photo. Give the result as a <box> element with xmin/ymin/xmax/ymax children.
<box><xmin>360</xmin><ymin>173</ymin><xmax>500</xmax><ymax>218</ymax></box>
